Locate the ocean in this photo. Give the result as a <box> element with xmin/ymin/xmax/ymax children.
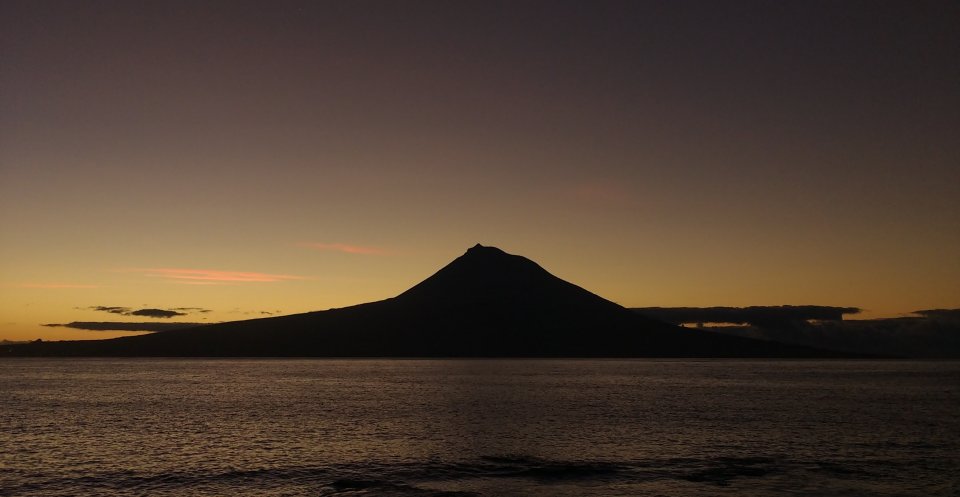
<box><xmin>1</xmin><ymin>359</ymin><xmax>957</xmax><ymax>496</ymax></box>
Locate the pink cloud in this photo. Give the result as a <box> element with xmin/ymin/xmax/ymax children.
<box><xmin>18</xmin><ymin>283</ymin><xmax>99</xmax><ymax>289</ymax></box>
<box><xmin>300</xmin><ymin>243</ymin><xmax>386</xmax><ymax>255</ymax></box>
<box><xmin>138</xmin><ymin>268</ymin><xmax>307</xmax><ymax>283</ymax></box>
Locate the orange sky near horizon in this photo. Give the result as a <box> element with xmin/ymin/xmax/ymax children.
<box><xmin>1</xmin><ymin>1</ymin><xmax>958</xmax><ymax>341</ymax></box>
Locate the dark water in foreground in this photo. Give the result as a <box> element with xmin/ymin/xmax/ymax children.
<box><xmin>1</xmin><ymin>360</ymin><xmax>957</xmax><ymax>496</ymax></box>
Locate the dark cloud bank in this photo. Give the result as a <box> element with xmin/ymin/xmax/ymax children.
<box><xmin>634</xmin><ymin>306</ymin><xmax>960</xmax><ymax>358</ymax></box>
<box><xmin>636</xmin><ymin>306</ymin><xmax>861</xmax><ymax>327</ymax></box>
<box><xmin>36</xmin><ymin>305</ymin><xmax>958</xmax><ymax>357</ymax></box>
<box><xmin>128</xmin><ymin>308</ymin><xmax>185</xmax><ymax>318</ymax></box>
<box><xmin>84</xmin><ymin>306</ymin><xmax>212</xmax><ymax>318</ymax></box>
<box><xmin>36</xmin><ymin>306</ymin><xmax>246</xmax><ymax>333</ymax></box>
<box><xmin>43</xmin><ymin>322</ymin><xmax>205</xmax><ymax>332</ymax></box>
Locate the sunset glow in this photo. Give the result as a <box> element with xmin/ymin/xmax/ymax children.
<box><xmin>17</xmin><ymin>283</ymin><xmax>100</xmax><ymax>289</ymax></box>
<box><xmin>0</xmin><ymin>1</ymin><xmax>956</xmax><ymax>342</ymax></box>
<box><xmin>138</xmin><ymin>268</ymin><xmax>309</xmax><ymax>283</ymax></box>
<box><xmin>299</xmin><ymin>243</ymin><xmax>387</xmax><ymax>255</ymax></box>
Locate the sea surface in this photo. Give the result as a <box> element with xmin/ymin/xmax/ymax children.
<box><xmin>1</xmin><ymin>359</ymin><xmax>957</xmax><ymax>497</ymax></box>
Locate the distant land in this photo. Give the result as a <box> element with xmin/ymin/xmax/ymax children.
<box><xmin>3</xmin><ymin>245</ymin><xmax>862</xmax><ymax>358</ymax></box>
<box><xmin>634</xmin><ymin>307</ymin><xmax>960</xmax><ymax>358</ymax></box>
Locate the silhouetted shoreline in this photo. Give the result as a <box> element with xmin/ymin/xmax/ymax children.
<box><xmin>3</xmin><ymin>246</ymin><xmax>863</xmax><ymax>358</ymax></box>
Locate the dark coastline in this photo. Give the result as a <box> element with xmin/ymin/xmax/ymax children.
<box><xmin>3</xmin><ymin>245</ymin><xmax>856</xmax><ymax>359</ymax></box>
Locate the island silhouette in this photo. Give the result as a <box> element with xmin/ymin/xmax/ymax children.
<box><xmin>3</xmin><ymin>244</ymin><xmax>846</xmax><ymax>357</ymax></box>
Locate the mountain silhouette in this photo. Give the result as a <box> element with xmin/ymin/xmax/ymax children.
<box><xmin>3</xmin><ymin>244</ymin><xmax>845</xmax><ymax>357</ymax></box>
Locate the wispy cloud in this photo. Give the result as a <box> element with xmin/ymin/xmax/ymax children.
<box><xmin>136</xmin><ymin>268</ymin><xmax>307</xmax><ymax>283</ymax></box>
<box><xmin>171</xmin><ymin>307</ymin><xmax>212</xmax><ymax>313</ymax></box>
<box><xmin>90</xmin><ymin>306</ymin><xmax>129</xmax><ymax>315</ymax></box>
<box><xmin>18</xmin><ymin>283</ymin><xmax>99</xmax><ymax>289</ymax></box>
<box><xmin>300</xmin><ymin>242</ymin><xmax>386</xmax><ymax>255</ymax></box>
<box><xmin>227</xmin><ymin>308</ymin><xmax>283</xmax><ymax>316</ymax></box>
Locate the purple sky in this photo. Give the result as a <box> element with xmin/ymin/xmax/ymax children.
<box><xmin>1</xmin><ymin>1</ymin><xmax>957</xmax><ymax>340</ymax></box>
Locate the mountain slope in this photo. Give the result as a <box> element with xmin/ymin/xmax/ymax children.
<box><xmin>3</xmin><ymin>245</ymin><xmax>844</xmax><ymax>357</ymax></box>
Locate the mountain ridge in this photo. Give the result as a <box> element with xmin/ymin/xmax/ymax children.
<box><xmin>2</xmin><ymin>245</ymin><xmax>848</xmax><ymax>357</ymax></box>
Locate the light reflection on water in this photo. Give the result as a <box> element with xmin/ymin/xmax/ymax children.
<box><xmin>1</xmin><ymin>359</ymin><xmax>958</xmax><ymax>496</ymax></box>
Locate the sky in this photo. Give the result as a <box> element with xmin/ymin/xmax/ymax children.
<box><xmin>1</xmin><ymin>0</ymin><xmax>958</xmax><ymax>341</ymax></box>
